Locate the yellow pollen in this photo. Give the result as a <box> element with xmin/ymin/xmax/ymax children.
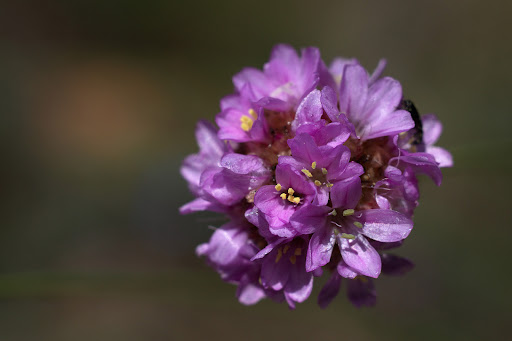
<box><xmin>294</xmin><ymin>248</ymin><xmax>302</xmax><ymax>256</ymax></box>
<box><xmin>311</xmin><ymin>162</ymin><xmax>317</xmax><ymax>169</ymax></box>
<box><xmin>280</xmin><ymin>193</ymin><xmax>287</xmax><ymax>200</ymax></box>
<box><xmin>301</xmin><ymin>169</ymin><xmax>313</xmax><ymax>178</ymax></box>
<box><xmin>240</xmin><ymin>115</ymin><xmax>254</xmax><ymax>132</ymax></box>
<box><xmin>275</xmin><ymin>183</ymin><xmax>282</xmax><ymax>191</ymax></box>
<box><xmin>287</xmin><ymin>195</ymin><xmax>294</xmax><ymax>202</ymax></box>
<box><xmin>353</xmin><ymin>221</ymin><xmax>363</xmax><ymax>229</ymax></box>
<box><xmin>322</xmin><ymin>168</ymin><xmax>328</xmax><ymax>175</ymax></box>
<box><xmin>326</xmin><ymin>183</ymin><xmax>334</xmax><ymax>188</ymax></box>
<box><xmin>343</xmin><ymin>209</ymin><xmax>355</xmax><ymax>216</ymax></box>
<box><xmin>329</xmin><ymin>209</ymin><xmax>337</xmax><ymax>216</ymax></box>
<box><xmin>283</xmin><ymin>244</ymin><xmax>290</xmax><ymax>254</ymax></box>
<box><xmin>289</xmin><ymin>255</ymin><xmax>297</xmax><ymax>264</ymax></box>
<box><xmin>341</xmin><ymin>233</ymin><xmax>355</xmax><ymax>239</ymax></box>
<box><xmin>314</xmin><ymin>180</ymin><xmax>322</xmax><ymax>187</ymax></box>
<box><xmin>292</xmin><ymin>197</ymin><xmax>300</xmax><ymax>204</ymax></box>
<box><xmin>248</xmin><ymin>108</ymin><xmax>258</xmax><ymax>119</ymax></box>
<box><xmin>287</xmin><ymin>188</ymin><xmax>295</xmax><ymax>195</ymax></box>
<box><xmin>275</xmin><ymin>248</ymin><xmax>283</xmax><ymax>263</ymax></box>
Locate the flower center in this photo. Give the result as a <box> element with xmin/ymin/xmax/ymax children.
<box><xmin>275</xmin><ymin>184</ymin><xmax>301</xmax><ymax>204</ymax></box>
<box><xmin>301</xmin><ymin>162</ymin><xmax>333</xmax><ymax>188</ymax></box>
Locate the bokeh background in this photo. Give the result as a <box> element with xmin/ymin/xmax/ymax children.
<box><xmin>1</xmin><ymin>1</ymin><xmax>511</xmax><ymax>340</ymax></box>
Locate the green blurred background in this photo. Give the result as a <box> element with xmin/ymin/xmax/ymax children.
<box><xmin>1</xmin><ymin>0</ymin><xmax>510</xmax><ymax>340</ymax></box>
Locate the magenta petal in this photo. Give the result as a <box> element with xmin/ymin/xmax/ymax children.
<box><xmin>394</xmin><ymin>153</ymin><xmax>443</xmax><ymax>186</ymax></box>
<box><xmin>293</xmin><ymin>90</ymin><xmax>323</xmax><ymax>128</ymax></box>
<box><xmin>421</xmin><ymin>114</ymin><xmax>443</xmax><ymax>146</ymax></box>
<box><xmin>320</xmin><ymin>86</ymin><xmax>339</xmax><ymax>120</ymax></box>
<box><xmin>232</xmin><ymin>67</ymin><xmax>272</xmax><ymax>99</ymax></box>
<box><xmin>368</xmin><ymin>59</ymin><xmax>387</xmax><ymax>85</ymax></box>
<box><xmin>237</xmin><ymin>279</ymin><xmax>266</xmax><ymax>305</ymax></box>
<box><xmin>318</xmin><ymin>271</ymin><xmax>342</xmax><ymax>309</ymax></box>
<box><xmin>287</xmin><ymin>133</ymin><xmax>323</xmax><ymax>165</ymax></box>
<box><xmin>261</xmin><ymin>251</ymin><xmax>290</xmax><ymax>291</ymax></box>
<box><xmin>330</xmin><ymin>177</ymin><xmax>362</xmax><ymax>209</ymax></box>
<box><xmin>337</xmin><ymin>260</ymin><xmax>358</xmax><ymax>279</ymax></box>
<box><xmin>359</xmin><ymin>209</ymin><xmax>413</xmax><ymax>242</ymax></box>
<box><xmin>306</xmin><ymin>225</ymin><xmax>336</xmax><ymax>272</ymax></box>
<box><xmin>338</xmin><ymin>233</ymin><xmax>381</xmax><ymax>278</ymax></box>
<box><xmin>427</xmin><ymin>146</ymin><xmax>453</xmax><ymax>168</ymax></box>
<box><xmin>361</xmin><ymin>108</ymin><xmax>415</xmax><ymax>140</ymax></box>
<box><xmin>339</xmin><ymin>64</ymin><xmax>369</xmax><ymax>123</ymax></box>
<box><xmin>195</xmin><ymin>120</ymin><xmax>226</xmax><ymax>157</ymax></box>
<box><xmin>290</xmin><ymin>205</ymin><xmax>330</xmax><ymax>235</ymax></box>
<box><xmin>285</xmin><ymin>254</ymin><xmax>314</xmax><ymax>303</ymax></box>
<box><xmin>254</xmin><ymin>96</ymin><xmax>291</xmax><ymax>111</ymax></box>
<box><xmin>180</xmin><ymin>198</ymin><xmax>224</xmax><ymax>215</ymax></box>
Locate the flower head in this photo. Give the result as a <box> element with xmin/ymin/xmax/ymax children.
<box><xmin>180</xmin><ymin>45</ymin><xmax>452</xmax><ymax>308</ymax></box>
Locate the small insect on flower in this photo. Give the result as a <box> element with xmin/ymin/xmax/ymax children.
<box><xmin>180</xmin><ymin>44</ymin><xmax>452</xmax><ymax>309</ymax></box>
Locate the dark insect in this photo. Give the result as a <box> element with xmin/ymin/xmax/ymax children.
<box><xmin>399</xmin><ymin>99</ymin><xmax>423</xmax><ymax>145</ymax></box>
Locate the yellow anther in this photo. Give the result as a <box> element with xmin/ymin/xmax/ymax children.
<box><xmin>283</xmin><ymin>244</ymin><xmax>290</xmax><ymax>254</ymax></box>
<box><xmin>301</xmin><ymin>169</ymin><xmax>313</xmax><ymax>178</ymax></box>
<box><xmin>287</xmin><ymin>195</ymin><xmax>294</xmax><ymax>202</ymax></box>
<box><xmin>329</xmin><ymin>209</ymin><xmax>337</xmax><ymax>216</ymax></box>
<box><xmin>275</xmin><ymin>183</ymin><xmax>282</xmax><ymax>191</ymax></box>
<box><xmin>289</xmin><ymin>255</ymin><xmax>297</xmax><ymax>264</ymax></box>
<box><xmin>280</xmin><ymin>193</ymin><xmax>287</xmax><ymax>200</ymax></box>
<box><xmin>287</xmin><ymin>188</ymin><xmax>295</xmax><ymax>195</ymax></box>
<box><xmin>311</xmin><ymin>162</ymin><xmax>317</xmax><ymax>169</ymax></box>
<box><xmin>240</xmin><ymin>115</ymin><xmax>254</xmax><ymax>132</ymax></box>
<box><xmin>314</xmin><ymin>180</ymin><xmax>322</xmax><ymax>187</ymax></box>
<box><xmin>248</xmin><ymin>108</ymin><xmax>258</xmax><ymax>119</ymax></box>
<box><xmin>343</xmin><ymin>209</ymin><xmax>355</xmax><ymax>216</ymax></box>
<box><xmin>275</xmin><ymin>248</ymin><xmax>283</xmax><ymax>263</ymax></box>
<box><xmin>326</xmin><ymin>183</ymin><xmax>334</xmax><ymax>188</ymax></box>
<box><xmin>322</xmin><ymin>168</ymin><xmax>328</xmax><ymax>175</ymax></box>
<box><xmin>294</xmin><ymin>248</ymin><xmax>302</xmax><ymax>256</ymax></box>
<box><xmin>341</xmin><ymin>233</ymin><xmax>355</xmax><ymax>239</ymax></box>
<box><xmin>353</xmin><ymin>221</ymin><xmax>363</xmax><ymax>229</ymax></box>
<box><xmin>292</xmin><ymin>197</ymin><xmax>300</xmax><ymax>204</ymax></box>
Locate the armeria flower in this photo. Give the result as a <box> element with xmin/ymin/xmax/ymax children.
<box><xmin>180</xmin><ymin>44</ymin><xmax>452</xmax><ymax>309</ymax></box>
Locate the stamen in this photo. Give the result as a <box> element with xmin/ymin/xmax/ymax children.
<box><xmin>301</xmin><ymin>169</ymin><xmax>313</xmax><ymax>178</ymax></box>
<box><xmin>289</xmin><ymin>255</ymin><xmax>297</xmax><ymax>264</ymax></box>
<box><xmin>311</xmin><ymin>162</ymin><xmax>317</xmax><ymax>169</ymax></box>
<box><xmin>341</xmin><ymin>233</ymin><xmax>356</xmax><ymax>239</ymax></box>
<box><xmin>280</xmin><ymin>193</ymin><xmax>287</xmax><ymax>200</ymax></box>
<box><xmin>275</xmin><ymin>183</ymin><xmax>282</xmax><ymax>191</ymax></box>
<box><xmin>343</xmin><ymin>209</ymin><xmax>355</xmax><ymax>216</ymax></box>
<box><xmin>248</xmin><ymin>108</ymin><xmax>258</xmax><ymax>119</ymax></box>
<box><xmin>292</xmin><ymin>197</ymin><xmax>300</xmax><ymax>204</ymax></box>
<box><xmin>314</xmin><ymin>180</ymin><xmax>322</xmax><ymax>187</ymax></box>
<box><xmin>275</xmin><ymin>248</ymin><xmax>283</xmax><ymax>263</ymax></box>
<box><xmin>294</xmin><ymin>248</ymin><xmax>302</xmax><ymax>256</ymax></box>
<box><xmin>283</xmin><ymin>244</ymin><xmax>290</xmax><ymax>254</ymax></box>
<box><xmin>240</xmin><ymin>115</ymin><xmax>254</xmax><ymax>132</ymax></box>
<box><xmin>329</xmin><ymin>209</ymin><xmax>337</xmax><ymax>216</ymax></box>
<box><xmin>353</xmin><ymin>221</ymin><xmax>363</xmax><ymax>229</ymax></box>
<box><xmin>287</xmin><ymin>188</ymin><xmax>295</xmax><ymax>195</ymax></box>
<box><xmin>326</xmin><ymin>183</ymin><xmax>334</xmax><ymax>188</ymax></box>
<box><xmin>322</xmin><ymin>168</ymin><xmax>328</xmax><ymax>175</ymax></box>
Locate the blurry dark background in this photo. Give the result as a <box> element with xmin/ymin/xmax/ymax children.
<box><xmin>0</xmin><ymin>0</ymin><xmax>510</xmax><ymax>340</ymax></box>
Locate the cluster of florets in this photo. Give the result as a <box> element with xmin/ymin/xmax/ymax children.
<box><xmin>180</xmin><ymin>44</ymin><xmax>452</xmax><ymax>308</ymax></box>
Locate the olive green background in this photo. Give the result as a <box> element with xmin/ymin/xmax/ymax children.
<box><xmin>1</xmin><ymin>1</ymin><xmax>510</xmax><ymax>340</ymax></box>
